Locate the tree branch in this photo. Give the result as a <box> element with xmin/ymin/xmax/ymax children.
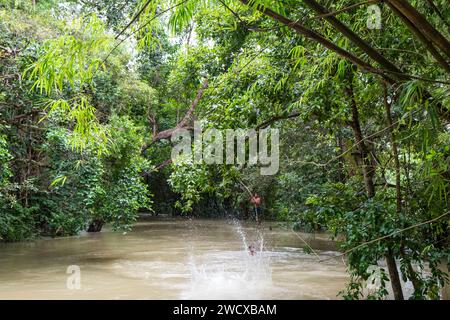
<box><xmin>238</xmin><ymin>0</ymin><xmax>394</xmax><ymax>82</ymax></box>
<box><xmin>387</xmin><ymin>0</ymin><xmax>450</xmax><ymax>60</ymax></box>
<box><xmin>301</xmin><ymin>0</ymin><xmax>404</xmax><ymax>77</ymax></box>
<box><xmin>141</xmin><ymin>78</ymin><xmax>209</xmax><ymax>153</ymax></box>
<box><xmin>309</xmin><ymin>0</ymin><xmax>380</xmax><ymax>20</ymax></box>
<box><xmin>255</xmin><ymin>110</ymin><xmax>301</xmax><ymax>130</ymax></box>
<box><xmin>320</xmin><ymin>211</ymin><xmax>450</xmax><ymax>262</ymax></box>
<box><xmin>386</xmin><ymin>1</ymin><xmax>450</xmax><ymax>74</ymax></box>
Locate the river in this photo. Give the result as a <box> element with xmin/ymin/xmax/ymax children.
<box><xmin>0</xmin><ymin>217</ymin><xmax>349</xmax><ymax>299</ymax></box>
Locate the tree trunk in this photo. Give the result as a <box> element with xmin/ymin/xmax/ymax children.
<box><xmin>439</xmin><ymin>237</ymin><xmax>450</xmax><ymax>300</ymax></box>
<box><xmin>347</xmin><ymin>82</ymin><xmax>376</xmax><ymax>198</ymax></box>
<box><xmin>87</xmin><ymin>219</ymin><xmax>104</xmax><ymax>232</ymax></box>
<box><xmin>346</xmin><ymin>76</ymin><xmax>404</xmax><ymax>300</ymax></box>
<box><xmin>384</xmin><ymin>82</ymin><xmax>421</xmax><ymax>293</ymax></box>
<box><xmin>383</xmin><ymin>83</ymin><xmax>402</xmax><ymax>213</ymax></box>
<box><xmin>386</xmin><ymin>248</ymin><xmax>405</xmax><ymax>300</ymax></box>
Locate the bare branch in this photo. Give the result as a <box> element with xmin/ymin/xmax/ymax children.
<box><xmin>141</xmin><ymin>78</ymin><xmax>209</xmax><ymax>153</ymax></box>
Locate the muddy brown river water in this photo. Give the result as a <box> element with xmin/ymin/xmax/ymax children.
<box><xmin>0</xmin><ymin>218</ymin><xmax>349</xmax><ymax>299</ymax></box>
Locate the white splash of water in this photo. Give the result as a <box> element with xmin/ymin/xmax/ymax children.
<box><xmin>181</xmin><ymin>218</ymin><xmax>273</xmax><ymax>299</ymax></box>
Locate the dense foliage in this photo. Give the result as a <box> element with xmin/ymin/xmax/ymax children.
<box><xmin>0</xmin><ymin>0</ymin><xmax>449</xmax><ymax>299</ymax></box>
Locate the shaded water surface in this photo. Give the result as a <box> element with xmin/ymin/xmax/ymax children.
<box><xmin>0</xmin><ymin>218</ymin><xmax>348</xmax><ymax>299</ymax></box>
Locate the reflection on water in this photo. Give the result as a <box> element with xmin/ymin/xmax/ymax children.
<box><xmin>0</xmin><ymin>218</ymin><xmax>348</xmax><ymax>299</ymax></box>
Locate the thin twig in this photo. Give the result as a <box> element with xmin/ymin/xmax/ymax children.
<box><xmin>115</xmin><ymin>0</ymin><xmax>153</xmax><ymax>40</ymax></box>
<box><xmin>309</xmin><ymin>0</ymin><xmax>380</xmax><ymax>20</ymax></box>
<box><xmin>290</xmin><ymin>229</ymin><xmax>322</xmax><ymax>261</ymax></box>
<box><xmin>294</xmin><ymin>109</ymin><xmax>422</xmax><ymax>168</ymax></box>
<box><xmin>101</xmin><ymin>0</ymin><xmax>189</xmax><ymax>66</ymax></box>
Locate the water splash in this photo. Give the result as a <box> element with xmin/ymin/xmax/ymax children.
<box><xmin>181</xmin><ymin>218</ymin><xmax>273</xmax><ymax>299</ymax></box>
